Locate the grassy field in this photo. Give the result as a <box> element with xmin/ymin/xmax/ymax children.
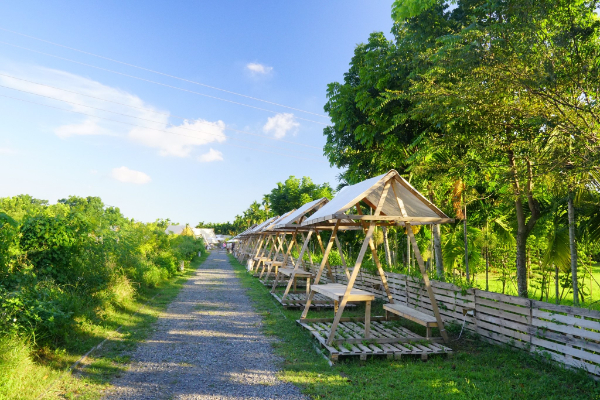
<box><xmin>470</xmin><ymin>263</ymin><xmax>600</xmax><ymax>310</ymax></box>
<box><xmin>0</xmin><ymin>252</ymin><xmax>209</xmax><ymax>400</ymax></box>
<box><xmin>229</xmin><ymin>255</ymin><xmax>600</xmax><ymax>399</ymax></box>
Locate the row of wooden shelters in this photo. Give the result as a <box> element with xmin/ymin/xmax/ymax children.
<box><xmin>232</xmin><ymin>170</ymin><xmax>455</xmax><ymax>361</ymax></box>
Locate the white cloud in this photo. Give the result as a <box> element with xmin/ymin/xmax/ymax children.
<box><xmin>262</xmin><ymin>113</ymin><xmax>299</xmax><ymax>139</ymax></box>
<box><xmin>130</xmin><ymin>119</ymin><xmax>226</xmax><ymax>157</ymax></box>
<box><xmin>198</xmin><ymin>148</ymin><xmax>224</xmax><ymax>163</ymax></box>
<box><xmin>246</xmin><ymin>63</ymin><xmax>273</xmax><ymax>75</ymax></box>
<box><xmin>0</xmin><ymin>66</ymin><xmax>227</xmax><ymax>156</ymax></box>
<box><xmin>111</xmin><ymin>166</ymin><xmax>151</xmax><ymax>184</ymax></box>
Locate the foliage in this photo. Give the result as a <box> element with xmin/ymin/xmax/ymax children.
<box><xmin>0</xmin><ymin>195</ymin><xmax>204</xmax><ymax>347</ymax></box>
<box><xmin>207</xmin><ymin>176</ymin><xmax>334</xmax><ymax>234</ymax></box>
<box><xmin>322</xmin><ymin>0</ymin><xmax>600</xmax><ymax>300</ymax></box>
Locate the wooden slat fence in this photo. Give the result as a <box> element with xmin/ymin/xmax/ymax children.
<box><xmin>326</xmin><ymin>266</ymin><xmax>600</xmax><ymax>380</ymax></box>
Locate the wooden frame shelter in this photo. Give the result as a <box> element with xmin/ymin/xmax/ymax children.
<box><xmin>232</xmin><ymin>225</ymin><xmax>256</xmax><ymax>261</ymax></box>
<box><xmin>297</xmin><ymin>170</ymin><xmax>454</xmax><ymax>361</ymax></box>
<box><xmin>234</xmin><ymin>224</ymin><xmax>260</xmax><ymax>262</ymax></box>
<box><xmin>238</xmin><ymin>217</ymin><xmax>278</xmax><ymax>271</ymax></box>
<box><xmin>250</xmin><ymin>211</ymin><xmax>298</xmax><ymax>282</ymax></box>
<box><xmin>268</xmin><ymin>197</ymin><xmax>360</xmax><ymax>308</ymax></box>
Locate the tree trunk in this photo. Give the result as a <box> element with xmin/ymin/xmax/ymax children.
<box><xmin>568</xmin><ymin>193</ymin><xmax>579</xmax><ymax>306</ymax></box>
<box><xmin>508</xmin><ymin>151</ymin><xmax>540</xmax><ymax>298</ymax></box>
<box><xmin>463</xmin><ymin>201</ymin><xmax>469</xmax><ymax>283</ymax></box>
<box><xmin>433</xmin><ymin>224</ymin><xmax>444</xmax><ymax>281</ymax></box>
<box><xmin>555</xmin><ymin>264</ymin><xmax>559</xmax><ymax>305</ymax></box>
<box><xmin>382</xmin><ymin>227</ymin><xmax>392</xmax><ymax>267</ymax></box>
<box><xmin>407</xmin><ymin>233</ymin><xmax>411</xmax><ymax>273</ymax></box>
<box><xmin>485</xmin><ymin>246</ymin><xmax>489</xmax><ymax>291</ymax></box>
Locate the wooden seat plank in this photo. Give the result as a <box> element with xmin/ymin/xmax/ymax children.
<box><xmin>311</xmin><ymin>283</ymin><xmax>375</xmax><ymax>302</ymax></box>
<box><xmin>384</xmin><ymin>303</ymin><xmax>438</xmax><ymax>327</ymax></box>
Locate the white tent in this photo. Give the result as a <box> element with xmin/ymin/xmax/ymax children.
<box><xmin>302</xmin><ymin>170</ymin><xmax>449</xmax><ymax>226</ymax></box>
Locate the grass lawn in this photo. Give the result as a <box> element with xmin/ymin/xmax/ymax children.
<box><xmin>471</xmin><ymin>263</ymin><xmax>600</xmax><ymax>311</ymax></box>
<box><xmin>229</xmin><ymin>255</ymin><xmax>600</xmax><ymax>399</ymax></box>
<box><xmin>1</xmin><ymin>252</ymin><xmax>209</xmax><ymax>400</ymax></box>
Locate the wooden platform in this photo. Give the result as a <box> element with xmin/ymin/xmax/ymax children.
<box><xmin>277</xmin><ymin>266</ymin><xmax>313</xmax><ymax>278</ymax></box>
<box><xmin>383</xmin><ymin>303</ymin><xmax>439</xmax><ymax>338</ymax></box>
<box><xmin>271</xmin><ymin>291</ymin><xmax>356</xmax><ymax>309</ymax></box>
<box><xmin>298</xmin><ymin>317</ymin><xmax>452</xmax><ymax>361</ymax></box>
<box><xmin>311</xmin><ymin>283</ymin><xmax>375</xmax><ymax>302</ymax></box>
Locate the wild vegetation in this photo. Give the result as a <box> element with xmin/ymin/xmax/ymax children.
<box><xmin>0</xmin><ymin>194</ymin><xmax>204</xmax><ymax>398</ymax></box>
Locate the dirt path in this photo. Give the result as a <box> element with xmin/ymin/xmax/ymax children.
<box><xmin>103</xmin><ymin>251</ymin><xmax>305</xmax><ymax>399</ymax></box>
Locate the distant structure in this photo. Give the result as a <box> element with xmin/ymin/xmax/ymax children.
<box><xmin>165</xmin><ymin>225</ymin><xmax>230</xmax><ymax>245</ymax></box>
<box><xmin>192</xmin><ymin>228</ymin><xmax>218</xmax><ymax>245</ymax></box>
<box><xmin>165</xmin><ymin>224</ymin><xmax>195</xmax><ymax>236</ymax></box>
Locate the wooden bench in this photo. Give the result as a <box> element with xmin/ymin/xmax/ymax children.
<box><xmin>271</xmin><ymin>267</ymin><xmax>313</xmax><ymax>296</ymax></box>
<box><xmin>383</xmin><ymin>303</ymin><xmax>438</xmax><ymax>338</ymax></box>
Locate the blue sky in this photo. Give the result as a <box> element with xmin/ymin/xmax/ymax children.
<box><xmin>0</xmin><ymin>1</ymin><xmax>394</xmax><ymax>224</ymax></box>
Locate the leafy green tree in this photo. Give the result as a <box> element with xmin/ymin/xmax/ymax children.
<box><xmin>267</xmin><ymin>176</ymin><xmax>334</xmax><ymax>216</ymax></box>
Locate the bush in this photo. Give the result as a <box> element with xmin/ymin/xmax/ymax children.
<box><xmin>0</xmin><ymin>281</ymin><xmax>73</xmax><ymax>346</ymax></box>
<box><xmin>0</xmin><ymin>194</ymin><xmax>204</xmax><ymax>348</ymax></box>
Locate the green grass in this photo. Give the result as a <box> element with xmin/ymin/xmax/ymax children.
<box><xmin>472</xmin><ymin>264</ymin><xmax>600</xmax><ymax>311</ymax></box>
<box><xmin>229</xmin><ymin>254</ymin><xmax>600</xmax><ymax>400</ymax></box>
<box><xmin>0</xmin><ymin>252</ymin><xmax>209</xmax><ymax>400</ymax></box>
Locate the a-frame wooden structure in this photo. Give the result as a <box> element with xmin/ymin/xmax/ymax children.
<box><xmin>297</xmin><ymin>170</ymin><xmax>454</xmax><ymax>360</ymax></box>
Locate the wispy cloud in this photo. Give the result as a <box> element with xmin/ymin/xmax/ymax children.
<box><xmin>198</xmin><ymin>148</ymin><xmax>224</xmax><ymax>163</ymax></box>
<box><xmin>262</xmin><ymin>113</ymin><xmax>299</xmax><ymax>139</ymax></box>
<box><xmin>246</xmin><ymin>63</ymin><xmax>273</xmax><ymax>76</ymax></box>
<box><xmin>111</xmin><ymin>166</ymin><xmax>151</xmax><ymax>184</ymax></box>
<box><xmin>0</xmin><ymin>65</ymin><xmax>227</xmax><ymax>156</ymax></box>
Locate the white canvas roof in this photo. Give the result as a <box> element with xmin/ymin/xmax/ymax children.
<box><xmin>302</xmin><ymin>170</ymin><xmax>448</xmax><ymax>226</ymax></box>
<box><xmin>273</xmin><ymin>197</ymin><xmax>328</xmax><ymax>229</ymax></box>
<box><xmin>262</xmin><ymin>210</ymin><xmax>295</xmax><ymax>232</ymax></box>
<box><xmin>165</xmin><ymin>225</ymin><xmax>186</xmax><ymax>235</ymax></box>
<box><xmin>242</xmin><ymin>216</ymin><xmax>277</xmax><ymax>236</ymax></box>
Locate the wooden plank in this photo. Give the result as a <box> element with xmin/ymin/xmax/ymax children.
<box><xmin>339</xmin><ymin>215</ymin><xmax>454</xmax><ymax>224</ymax></box>
<box><xmin>532</xmin><ymin>317</ymin><xmax>600</xmax><ymax>342</ymax></box>
<box><xmin>531</xmin><ymin>336</ymin><xmax>600</xmax><ymax>364</ymax></box>
<box><xmin>528</xmin><ymin>326</ymin><xmax>600</xmax><ymax>353</ymax></box>
<box><xmin>475</xmin><ymin>290</ymin><xmax>532</xmax><ymax>307</ymax></box>
<box><xmin>476</xmin><ymin>319</ymin><xmax>530</xmax><ymax>342</ymax></box>
<box><xmin>477</xmin><ymin>313</ymin><xmax>530</xmax><ymax>334</ymax></box>
<box><xmin>475</xmin><ymin>304</ymin><xmax>531</xmax><ymax>324</ymax></box>
<box><xmin>533</xmin><ymin>309</ymin><xmax>600</xmax><ymax>331</ymax></box>
<box><xmin>476</xmin><ymin>297</ymin><xmax>531</xmax><ymax>316</ymax></box>
<box><xmin>532</xmin><ymin>300</ymin><xmax>600</xmax><ymax>320</ymax></box>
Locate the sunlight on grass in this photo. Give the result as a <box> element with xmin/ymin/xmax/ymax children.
<box><xmin>228</xmin><ymin>254</ymin><xmax>600</xmax><ymax>399</ymax></box>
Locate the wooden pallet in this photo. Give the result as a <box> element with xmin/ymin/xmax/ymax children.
<box><xmin>297</xmin><ymin>317</ymin><xmax>452</xmax><ymax>362</ymax></box>
<box><xmin>271</xmin><ymin>292</ymin><xmax>343</xmax><ymax>309</ymax></box>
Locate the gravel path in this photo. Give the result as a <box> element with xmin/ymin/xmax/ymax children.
<box><xmin>103</xmin><ymin>251</ymin><xmax>306</xmax><ymax>400</ymax></box>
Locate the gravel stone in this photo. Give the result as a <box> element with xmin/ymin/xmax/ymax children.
<box><xmin>103</xmin><ymin>251</ymin><xmax>306</xmax><ymax>400</ymax></box>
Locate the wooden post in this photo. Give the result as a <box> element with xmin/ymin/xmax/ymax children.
<box><xmin>392</xmin><ymin>180</ymin><xmax>449</xmax><ymax>343</ymax></box>
<box><xmin>383</xmin><ymin>226</ymin><xmax>392</xmax><ymax>267</ymax></box>
<box><xmin>313</xmin><ymin>222</ymin><xmax>340</xmax><ymax>285</ymax></box>
<box><xmin>315</xmin><ymin>228</ymin><xmax>335</xmax><ymax>282</ymax></box>
<box><xmin>282</xmin><ymin>230</ymin><xmax>313</xmax><ymax>301</ymax></box>
<box><xmin>326</xmin><ymin>223</ymin><xmax>375</xmax><ymax>345</ymax></box>
<box><xmin>332</xmin><ymin>236</ymin><xmax>349</xmax><ymax>281</ymax></box>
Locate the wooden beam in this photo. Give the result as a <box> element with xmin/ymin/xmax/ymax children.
<box><xmin>334</xmin><ymin>215</ymin><xmax>454</xmax><ymax>223</ymax></box>
<box><xmin>326</xmin><ymin>223</ymin><xmax>375</xmax><ymax>345</ymax></box>
<box><xmin>312</xmin><ymin>222</ymin><xmax>340</xmax><ymax>285</ymax></box>
<box><xmin>314</xmin><ymin>228</ymin><xmax>335</xmax><ymax>282</ymax></box>
<box><xmin>392</xmin><ymin>183</ymin><xmax>449</xmax><ymax>343</ymax></box>
<box><xmin>281</xmin><ymin>230</ymin><xmax>313</xmax><ymax>300</ymax></box>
